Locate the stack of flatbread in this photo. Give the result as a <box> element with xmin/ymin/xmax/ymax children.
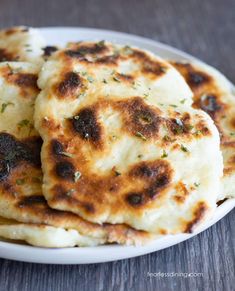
<box><xmin>0</xmin><ymin>26</ymin><xmax>233</xmax><ymax>247</ymax></box>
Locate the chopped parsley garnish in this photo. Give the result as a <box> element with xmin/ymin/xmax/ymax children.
<box><xmin>6</xmin><ymin>63</ymin><xmax>14</xmax><ymax>75</ymax></box>
<box><xmin>186</xmin><ymin>124</ymin><xmax>194</xmax><ymax>131</ymax></box>
<box><xmin>137</xmin><ymin>154</ymin><xmax>143</xmax><ymax>158</ymax></box>
<box><xmin>163</xmin><ymin>135</ymin><xmax>170</xmax><ymax>142</ymax></box>
<box><xmin>17</xmin><ymin>119</ymin><xmax>30</xmax><ymax>129</ymax></box>
<box><xmin>194</xmin><ymin>182</ymin><xmax>200</xmax><ymax>187</ymax></box>
<box><xmin>81</xmin><ymin>71</ymin><xmax>87</xmax><ymax>76</ymax></box>
<box><xmin>135</xmin><ymin>131</ymin><xmax>147</xmax><ymax>141</ymax></box>
<box><xmin>180</xmin><ymin>98</ymin><xmax>187</xmax><ymax>104</ymax></box>
<box><xmin>159</xmin><ymin>66</ymin><xmax>167</xmax><ymax>73</ymax></box>
<box><xmin>180</xmin><ymin>144</ymin><xmax>189</xmax><ymax>152</ymax></box>
<box><xmin>161</xmin><ymin>150</ymin><xmax>168</xmax><ymax>158</ymax></box>
<box><xmin>194</xmin><ymin>130</ymin><xmax>202</xmax><ymax>136</ymax></box>
<box><xmin>114</xmin><ymin>170</ymin><xmax>121</xmax><ymax>176</ymax></box>
<box><xmin>170</xmin><ymin>104</ymin><xmax>177</xmax><ymax>108</ymax></box>
<box><xmin>16</xmin><ymin>178</ymin><xmax>26</xmax><ymax>185</ymax></box>
<box><xmin>230</xmin><ymin>132</ymin><xmax>235</xmax><ymax>136</ymax></box>
<box><xmin>97</xmin><ymin>40</ymin><xmax>105</xmax><ymax>47</ymax></box>
<box><xmin>113</xmin><ymin>76</ymin><xmax>120</xmax><ymax>82</ymax></box>
<box><xmin>60</xmin><ymin>151</ymin><xmax>73</xmax><ymax>158</ymax></box>
<box><xmin>1</xmin><ymin>102</ymin><xmax>14</xmax><ymax>113</ymax></box>
<box><xmin>74</xmin><ymin>171</ymin><xmax>82</xmax><ymax>182</ymax></box>
<box><xmin>143</xmin><ymin>93</ymin><xmax>149</xmax><ymax>98</ymax></box>
<box><xmin>103</xmin><ymin>79</ymin><xmax>108</xmax><ymax>84</ymax></box>
<box><xmin>78</xmin><ymin>92</ymin><xmax>86</xmax><ymax>98</ymax></box>
<box><xmin>87</xmin><ymin>76</ymin><xmax>94</xmax><ymax>83</ymax></box>
<box><xmin>122</xmin><ymin>45</ymin><xmax>133</xmax><ymax>55</ymax></box>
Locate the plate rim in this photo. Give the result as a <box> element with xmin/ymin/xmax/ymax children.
<box><xmin>0</xmin><ymin>26</ymin><xmax>234</xmax><ymax>264</ymax></box>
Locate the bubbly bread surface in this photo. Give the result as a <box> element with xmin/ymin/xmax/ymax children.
<box><xmin>171</xmin><ymin>61</ymin><xmax>235</xmax><ymax>199</ymax></box>
<box><xmin>0</xmin><ymin>26</ymin><xmax>45</xmax><ymax>66</ymax></box>
<box><xmin>0</xmin><ymin>61</ymin><xmax>154</xmax><ymax>247</ymax></box>
<box><xmin>34</xmin><ymin>42</ymin><xmax>223</xmax><ymax>234</ymax></box>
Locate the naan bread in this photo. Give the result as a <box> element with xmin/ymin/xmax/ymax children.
<box><xmin>0</xmin><ymin>62</ymin><xmax>153</xmax><ymax>246</ymax></box>
<box><xmin>171</xmin><ymin>61</ymin><xmax>235</xmax><ymax>199</ymax></box>
<box><xmin>34</xmin><ymin>42</ymin><xmax>223</xmax><ymax>234</ymax></box>
<box><xmin>0</xmin><ymin>216</ymin><xmax>103</xmax><ymax>247</ymax></box>
<box><xmin>0</xmin><ymin>26</ymin><xmax>45</xmax><ymax>66</ymax></box>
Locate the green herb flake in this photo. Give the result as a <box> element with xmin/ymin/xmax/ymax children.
<box><xmin>103</xmin><ymin>79</ymin><xmax>108</xmax><ymax>84</ymax></box>
<box><xmin>159</xmin><ymin>66</ymin><xmax>167</xmax><ymax>73</ymax></box>
<box><xmin>186</xmin><ymin>124</ymin><xmax>194</xmax><ymax>131</ymax></box>
<box><xmin>78</xmin><ymin>92</ymin><xmax>86</xmax><ymax>98</ymax></box>
<box><xmin>194</xmin><ymin>182</ymin><xmax>200</xmax><ymax>187</ymax></box>
<box><xmin>122</xmin><ymin>45</ymin><xmax>133</xmax><ymax>55</ymax></box>
<box><xmin>87</xmin><ymin>76</ymin><xmax>94</xmax><ymax>83</ymax></box>
<box><xmin>170</xmin><ymin>104</ymin><xmax>177</xmax><ymax>108</ymax></box>
<box><xmin>163</xmin><ymin>135</ymin><xmax>171</xmax><ymax>142</ymax></box>
<box><xmin>74</xmin><ymin>171</ymin><xmax>82</xmax><ymax>182</ymax></box>
<box><xmin>16</xmin><ymin>178</ymin><xmax>26</xmax><ymax>185</ymax></box>
<box><xmin>230</xmin><ymin>132</ymin><xmax>235</xmax><ymax>136</ymax></box>
<box><xmin>17</xmin><ymin>119</ymin><xmax>30</xmax><ymax>129</ymax></box>
<box><xmin>113</xmin><ymin>76</ymin><xmax>120</xmax><ymax>82</ymax></box>
<box><xmin>137</xmin><ymin>154</ymin><xmax>143</xmax><ymax>158</ymax></box>
<box><xmin>6</xmin><ymin>63</ymin><xmax>14</xmax><ymax>75</ymax></box>
<box><xmin>161</xmin><ymin>150</ymin><xmax>168</xmax><ymax>158</ymax></box>
<box><xmin>60</xmin><ymin>151</ymin><xmax>73</xmax><ymax>158</ymax></box>
<box><xmin>97</xmin><ymin>40</ymin><xmax>105</xmax><ymax>47</ymax></box>
<box><xmin>114</xmin><ymin>170</ymin><xmax>121</xmax><ymax>176</ymax></box>
<box><xmin>143</xmin><ymin>93</ymin><xmax>149</xmax><ymax>98</ymax></box>
<box><xmin>1</xmin><ymin>102</ymin><xmax>14</xmax><ymax>113</ymax></box>
<box><xmin>180</xmin><ymin>144</ymin><xmax>189</xmax><ymax>153</ymax></box>
<box><xmin>194</xmin><ymin>130</ymin><xmax>202</xmax><ymax>136</ymax></box>
<box><xmin>135</xmin><ymin>131</ymin><xmax>147</xmax><ymax>141</ymax></box>
<box><xmin>180</xmin><ymin>98</ymin><xmax>187</xmax><ymax>104</ymax></box>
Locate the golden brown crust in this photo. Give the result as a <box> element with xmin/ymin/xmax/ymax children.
<box><xmin>184</xmin><ymin>202</ymin><xmax>208</xmax><ymax>233</ymax></box>
<box><xmin>171</xmin><ymin>61</ymin><xmax>235</xmax><ymax>181</ymax></box>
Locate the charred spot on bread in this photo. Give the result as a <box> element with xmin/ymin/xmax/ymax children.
<box><xmin>126</xmin><ymin>193</ymin><xmax>144</xmax><ymax>206</ymax></box>
<box><xmin>116</xmin><ymin>97</ymin><xmax>161</xmax><ymax>139</ymax></box>
<box><xmin>0</xmin><ymin>133</ymin><xmax>42</xmax><ymax>181</ymax></box>
<box><xmin>57</xmin><ymin>71</ymin><xmax>84</xmax><ymax>98</ymax></box>
<box><xmin>55</xmin><ymin>161</ymin><xmax>75</xmax><ymax>180</ymax></box>
<box><xmin>71</xmin><ymin>107</ymin><xmax>102</xmax><ymax>143</ymax></box>
<box><xmin>14</xmin><ymin>73</ymin><xmax>38</xmax><ymax>89</ymax></box>
<box><xmin>184</xmin><ymin>202</ymin><xmax>208</xmax><ymax>233</ymax></box>
<box><xmin>18</xmin><ymin>195</ymin><xmax>45</xmax><ymax>208</ymax></box>
<box><xmin>51</xmin><ymin>139</ymin><xmax>65</xmax><ymax>156</ymax></box>
<box><xmin>43</xmin><ymin>46</ymin><xmax>58</xmax><ymax>57</ymax></box>
<box><xmin>126</xmin><ymin>160</ymin><xmax>172</xmax><ymax>206</ymax></box>
<box><xmin>199</xmin><ymin>94</ymin><xmax>222</xmax><ymax>117</ymax></box>
<box><xmin>0</xmin><ymin>48</ymin><xmax>15</xmax><ymax>61</ymax></box>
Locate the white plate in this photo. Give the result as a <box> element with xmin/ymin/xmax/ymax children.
<box><xmin>0</xmin><ymin>27</ymin><xmax>234</xmax><ymax>264</ymax></box>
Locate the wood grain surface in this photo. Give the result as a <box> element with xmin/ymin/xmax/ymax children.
<box><xmin>0</xmin><ymin>0</ymin><xmax>234</xmax><ymax>290</ymax></box>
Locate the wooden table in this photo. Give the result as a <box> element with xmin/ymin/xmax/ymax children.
<box><xmin>0</xmin><ymin>0</ymin><xmax>234</xmax><ymax>290</ymax></box>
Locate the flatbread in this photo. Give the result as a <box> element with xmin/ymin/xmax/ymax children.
<box><xmin>0</xmin><ymin>216</ymin><xmax>103</xmax><ymax>247</ymax></box>
<box><xmin>0</xmin><ymin>26</ymin><xmax>45</xmax><ymax>66</ymax></box>
<box><xmin>171</xmin><ymin>61</ymin><xmax>235</xmax><ymax>199</ymax></box>
<box><xmin>34</xmin><ymin>42</ymin><xmax>223</xmax><ymax>234</ymax></box>
<box><xmin>0</xmin><ymin>62</ymin><xmax>153</xmax><ymax>246</ymax></box>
